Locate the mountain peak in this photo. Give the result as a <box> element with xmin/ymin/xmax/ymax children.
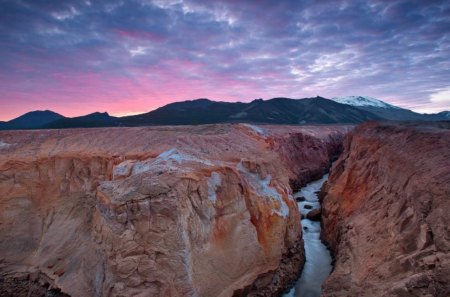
<box><xmin>332</xmin><ymin>96</ymin><xmax>400</xmax><ymax>109</ymax></box>
<box><xmin>85</xmin><ymin>112</ymin><xmax>110</xmax><ymax>116</ymax></box>
<box><xmin>4</xmin><ymin>110</ymin><xmax>64</xmax><ymax>129</ymax></box>
<box><xmin>190</xmin><ymin>98</ymin><xmax>212</xmax><ymax>103</ymax></box>
<box><xmin>23</xmin><ymin>110</ymin><xmax>62</xmax><ymax>116</ymax></box>
<box><xmin>437</xmin><ymin>111</ymin><xmax>450</xmax><ymax>118</ymax></box>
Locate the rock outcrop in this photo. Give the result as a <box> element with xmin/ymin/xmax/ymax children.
<box><xmin>306</xmin><ymin>209</ymin><xmax>321</xmax><ymax>221</ymax></box>
<box><xmin>321</xmin><ymin>122</ymin><xmax>450</xmax><ymax>297</ymax></box>
<box><xmin>0</xmin><ymin>124</ymin><xmax>349</xmax><ymax>297</ymax></box>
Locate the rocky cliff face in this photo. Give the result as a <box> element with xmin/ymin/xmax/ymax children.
<box><xmin>0</xmin><ymin>124</ymin><xmax>349</xmax><ymax>297</ymax></box>
<box><xmin>321</xmin><ymin>122</ymin><xmax>450</xmax><ymax>297</ymax></box>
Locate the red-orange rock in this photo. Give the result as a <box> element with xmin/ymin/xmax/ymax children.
<box><xmin>0</xmin><ymin>124</ymin><xmax>349</xmax><ymax>297</ymax></box>
<box><xmin>321</xmin><ymin>122</ymin><xmax>450</xmax><ymax>297</ymax></box>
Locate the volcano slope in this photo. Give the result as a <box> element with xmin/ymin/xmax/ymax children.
<box><xmin>0</xmin><ymin>124</ymin><xmax>349</xmax><ymax>297</ymax></box>
<box><xmin>321</xmin><ymin>122</ymin><xmax>450</xmax><ymax>297</ymax></box>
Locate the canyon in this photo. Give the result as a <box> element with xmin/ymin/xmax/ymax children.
<box><xmin>1</xmin><ymin>121</ymin><xmax>448</xmax><ymax>297</ymax></box>
<box><xmin>0</xmin><ymin>124</ymin><xmax>347</xmax><ymax>297</ymax></box>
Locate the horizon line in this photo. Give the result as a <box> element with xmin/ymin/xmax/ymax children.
<box><xmin>1</xmin><ymin>96</ymin><xmax>448</xmax><ymax>122</ymax></box>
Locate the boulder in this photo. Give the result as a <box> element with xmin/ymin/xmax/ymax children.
<box><xmin>306</xmin><ymin>208</ymin><xmax>322</xmax><ymax>221</ymax></box>
<box><xmin>295</xmin><ymin>196</ymin><xmax>306</xmax><ymax>202</ymax></box>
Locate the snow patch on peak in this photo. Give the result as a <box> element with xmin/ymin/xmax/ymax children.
<box><xmin>439</xmin><ymin>111</ymin><xmax>450</xmax><ymax>118</ymax></box>
<box><xmin>332</xmin><ymin>96</ymin><xmax>400</xmax><ymax>109</ymax></box>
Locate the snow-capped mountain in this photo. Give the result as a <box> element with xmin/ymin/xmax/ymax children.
<box><xmin>332</xmin><ymin>96</ymin><xmax>401</xmax><ymax>109</ymax></box>
<box><xmin>437</xmin><ymin>111</ymin><xmax>450</xmax><ymax>119</ymax></box>
<box><xmin>331</xmin><ymin>95</ymin><xmax>450</xmax><ymax>121</ymax></box>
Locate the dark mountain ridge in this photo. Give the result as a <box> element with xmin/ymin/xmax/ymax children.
<box><xmin>0</xmin><ymin>110</ymin><xmax>64</xmax><ymax>130</ymax></box>
<box><xmin>0</xmin><ymin>97</ymin><xmax>448</xmax><ymax>130</ymax></box>
<box><xmin>44</xmin><ymin>112</ymin><xmax>118</xmax><ymax>128</ymax></box>
<box><xmin>120</xmin><ymin>97</ymin><xmax>380</xmax><ymax>126</ymax></box>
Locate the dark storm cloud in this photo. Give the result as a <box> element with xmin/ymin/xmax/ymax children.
<box><xmin>0</xmin><ymin>0</ymin><xmax>449</xmax><ymax>119</ymax></box>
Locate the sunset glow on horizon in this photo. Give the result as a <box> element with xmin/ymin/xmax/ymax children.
<box><xmin>1</xmin><ymin>0</ymin><xmax>449</xmax><ymax>121</ymax></box>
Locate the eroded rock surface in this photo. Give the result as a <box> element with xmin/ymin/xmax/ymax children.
<box><xmin>321</xmin><ymin>122</ymin><xmax>450</xmax><ymax>297</ymax></box>
<box><xmin>0</xmin><ymin>124</ymin><xmax>349</xmax><ymax>297</ymax></box>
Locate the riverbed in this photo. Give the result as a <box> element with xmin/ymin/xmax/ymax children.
<box><xmin>284</xmin><ymin>174</ymin><xmax>332</xmax><ymax>297</ymax></box>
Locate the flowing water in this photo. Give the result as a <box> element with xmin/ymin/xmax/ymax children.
<box><xmin>284</xmin><ymin>174</ymin><xmax>333</xmax><ymax>297</ymax></box>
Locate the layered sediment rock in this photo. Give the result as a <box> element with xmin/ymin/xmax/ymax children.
<box><xmin>0</xmin><ymin>124</ymin><xmax>349</xmax><ymax>297</ymax></box>
<box><xmin>321</xmin><ymin>122</ymin><xmax>450</xmax><ymax>297</ymax></box>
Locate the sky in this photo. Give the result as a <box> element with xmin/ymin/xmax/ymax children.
<box><xmin>1</xmin><ymin>0</ymin><xmax>449</xmax><ymax>121</ymax></box>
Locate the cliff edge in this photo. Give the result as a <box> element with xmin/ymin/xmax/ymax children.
<box><xmin>0</xmin><ymin>124</ymin><xmax>349</xmax><ymax>297</ymax></box>
<box><xmin>321</xmin><ymin>122</ymin><xmax>450</xmax><ymax>297</ymax></box>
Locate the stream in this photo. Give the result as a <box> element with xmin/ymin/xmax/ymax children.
<box><xmin>284</xmin><ymin>174</ymin><xmax>332</xmax><ymax>297</ymax></box>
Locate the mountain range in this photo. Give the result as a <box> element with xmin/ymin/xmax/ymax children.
<box><xmin>0</xmin><ymin>96</ymin><xmax>448</xmax><ymax>130</ymax></box>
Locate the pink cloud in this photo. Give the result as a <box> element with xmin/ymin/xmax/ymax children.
<box><xmin>112</xmin><ymin>29</ymin><xmax>165</xmax><ymax>42</ymax></box>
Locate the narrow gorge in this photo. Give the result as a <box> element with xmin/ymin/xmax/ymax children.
<box><xmin>284</xmin><ymin>174</ymin><xmax>332</xmax><ymax>297</ymax></box>
<box><xmin>0</xmin><ymin>121</ymin><xmax>448</xmax><ymax>297</ymax></box>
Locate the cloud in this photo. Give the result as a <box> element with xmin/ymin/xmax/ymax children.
<box><xmin>0</xmin><ymin>0</ymin><xmax>449</xmax><ymax>119</ymax></box>
<box><xmin>417</xmin><ymin>87</ymin><xmax>450</xmax><ymax>113</ymax></box>
<box><xmin>430</xmin><ymin>87</ymin><xmax>450</xmax><ymax>103</ymax></box>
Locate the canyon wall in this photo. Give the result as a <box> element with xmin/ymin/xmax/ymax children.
<box><xmin>0</xmin><ymin>124</ymin><xmax>349</xmax><ymax>297</ymax></box>
<box><xmin>321</xmin><ymin>122</ymin><xmax>450</xmax><ymax>297</ymax></box>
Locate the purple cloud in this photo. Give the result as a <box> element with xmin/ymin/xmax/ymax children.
<box><xmin>0</xmin><ymin>0</ymin><xmax>449</xmax><ymax>120</ymax></box>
